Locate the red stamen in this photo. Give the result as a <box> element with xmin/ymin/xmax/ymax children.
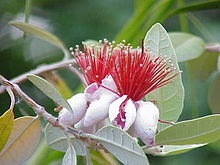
<box><xmin>98</xmin><ymin>84</ymin><xmax>120</xmax><ymax>96</ymax></box>
<box><xmin>110</xmin><ymin>43</ymin><xmax>179</xmax><ymax>102</ymax></box>
<box><xmin>158</xmin><ymin>119</ymin><xmax>175</xmax><ymax>125</ymax></box>
<box><xmin>73</xmin><ymin>40</ymin><xmax>113</xmax><ymax>85</ymax></box>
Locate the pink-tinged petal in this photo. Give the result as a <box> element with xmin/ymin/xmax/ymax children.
<box><xmin>58</xmin><ymin>108</ymin><xmax>74</xmax><ymax>126</ymax></box>
<box><xmin>68</xmin><ymin>93</ymin><xmax>88</xmax><ymax>124</ymax></box>
<box><xmin>84</xmin><ymin>94</ymin><xmax>117</xmax><ymax>127</ymax></box>
<box><xmin>84</xmin><ymin>83</ymin><xmax>101</xmax><ymax>102</ymax></box>
<box><xmin>109</xmin><ymin>95</ymin><xmax>136</xmax><ymax>131</ymax></box>
<box><xmin>100</xmin><ymin>75</ymin><xmax>118</xmax><ymax>95</ymax></box>
<box><xmin>129</xmin><ymin>101</ymin><xmax>159</xmax><ymax>146</ymax></box>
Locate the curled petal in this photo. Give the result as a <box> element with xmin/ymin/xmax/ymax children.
<box><xmin>58</xmin><ymin>93</ymin><xmax>88</xmax><ymax>125</ymax></box>
<box><xmin>75</xmin><ymin>118</ymin><xmax>96</xmax><ymax>134</ymax></box>
<box><xmin>100</xmin><ymin>75</ymin><xmax>118</xmax><ymax>95</ymax></box>
<box><xmin>109</xmin><ymin>95</ymin><xmax>136</xmax><ymax>131</ymax></box>
<box><xmin>58</xmin><ymin>108</ymin><xmax>74</xmax><ymax>126</ymax></box>
<box><xmin>68</xmin><ymin>93</ymin><xmax>88</xmax><ymax>124</ymax></box>
<box><xmin>129</xmin><ymin>101</ymin><xmax>159</xmax><ymax>146</ymax></box>
<box><xmin>84</xmin><ymin>94</ymin><xmax>117</xmax><ymax>127</ymax></box>
<box><xmin>75</xmin><ymin>117</ymin><xmax>107</xmax><ymax>134</ymax></box>
<box><xmin>84</xmin><ymin>83</ymin><xmax>101</xmax><ymax>102</ymax></box>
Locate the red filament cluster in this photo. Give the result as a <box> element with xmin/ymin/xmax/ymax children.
<box><xmin>110</xmin><ymin>44</ymin><xmax>178</xmax><ymax>101</ymax></box>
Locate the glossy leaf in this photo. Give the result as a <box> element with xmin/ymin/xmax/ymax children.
<box><xmin>0</xmin><ymin>116</ymin><xmax>41</xmax><ymax>165</ymax></box>
<box><xmin>144</xmin><ymin>23</ymin><xmax>184</xmax><ymax>131</ymax></box>
<box><xmin>93</xmin><ymin>126</ymin><xmax>149</xmax><ymax>165</ymax></box>
<box><xmin>156</xmin><ymin>114</ymin><xmax>220</xmax><ymax>145</ymax></box>
<box><xmin>62</xmin><ymin>145</ymin><xmax>77</xmax><ymax>165</ymax></box>
<box><xmin>0</xmin><ymin>109</ymin><xmax>14</xmax><ymax>152</ymax></box>
<box><xmin>9</xmin><ymin>21</ymin><xmax>67</xmax><ymax>54</ymax></box>
<box><xmin>44</xmin><ymin>123</ymin><xmax>86</xmax><ymax>156</ymax></box>
<box><xmin>169</xmin><ymin>32</ymin><xmax>205</xmax><ymax>62</ymax></box>
<box><xmin>208</xmin><ymin>73</ymin><xmax>220</xmax><ymax>113</ymax></box>
<box><xmin>188</xmin><ymin>51</ymin><xmax>219</xmax><ymax>80</ymax></box>
<box><xmin>27</xmin><ymin>74</ymin><xmax>72</xmax><ymax>113</ymax></box>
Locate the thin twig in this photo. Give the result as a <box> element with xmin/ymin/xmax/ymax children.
<box><xmin>0</xmin><ymin>75</ymin><xmax>102</xmax><ymax>147</ymax></box>
<box><xmin>0</xmin><ymin>59</ymin><xmax>75</xmax><ymax>94</ymax></box>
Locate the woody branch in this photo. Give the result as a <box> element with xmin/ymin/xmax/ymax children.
<box><xmin>0</xmin><ymin>75</ymin><xmax>100</xmax><ymax>147</ymax></box>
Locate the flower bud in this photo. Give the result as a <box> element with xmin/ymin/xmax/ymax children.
<box><xmin>58</xmin><ymin>108</ymin><xmax>74</xmax><ymax>126</ymax></box>
<box><xmin>109</xmin><ymin>95</ymin><xmax>136</xmax><ymax>131</ymax></box>
<box><xmin>68</xmin><ymin>93</ymin><xmax>88</xmax><ymax>124</ymax></box>
<box><xmin>129</xmin><ymin>101</ymin><xmax>159</xmax><ymax>146</ymax></box>
<box><xmin>83</xmin><ymin>94</ymin><xmax>117</xmax><ymax>127</ymax></box>
<box><xmin>58</xmin><ymin>93</ymin><xmax>88</xmax><ymax>125</ymax></box>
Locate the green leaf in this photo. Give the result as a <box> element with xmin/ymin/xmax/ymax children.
<box><xmin>165</xmin><ymin>0</ymin><xmax>220</xmax><ymax>18</ymax></box>
<box><xmin>115</xmin><ymin>0</ymin><xmax>175</xmax><ymax>46</ymax></box>
<box><xmin>156</xmin><ymin>114</ymin><xmax>220</xmax><ymax>145</ymax></box>
<box><xmin>144</xmin><ymin>23</ymin><xmax>185</xmax><ymax>131</ymax></box>
<box><xmin>169</xmin><ymin>32</ymin><xmax>205</xmax><ymax>62</ymax></box>
<box><xmin>208</xmin><ymin>73</ymin><xmax>220</xmax><ymax>113</ymax></box>
<box><xmin>44</xmin><ymin>123</ymin><xmax>86</xmax><ymax>156</ymax></box>
<box><xmin>0</xmin><ymin>116</ymin><xmax>41</xmax><ymax>165</ymax></box>
<box><xmin>0</xmin><ymin>109</ymin><xmax>14</xmax><ymax>152</ymax></box>
<box><xmin>92</xmin><ymin>126</ymin><xmax>149</xmax><ymax>165</ymax></box>
<box><xmin>188</xmin><ymin>51</ymin><xmax>219</xmax><ymax>80</ymax></box>
<box><xmin>24</xmin><ymin>0</ymin><xmax>32</xmax><ymax>23</ymax></box>
<box><xmin>44</xmin><ymin>72</ymin><xmax>73</xmax><ymax>99</ymax></box>
<box><xmin>90</xmin><ymin>150</ymin><xmax>116</xmax><ymax>165</ymax></box>
<box><xmin>218</xmin><ymin>55</ymin><xmax>220</xmax><ymax>72</ymax></box>
<box><xmin>143</xmin><ymin>144</ymin><xmax>206</xmax><ymax>156</ymax></box>
<box><xmin>62</xmin><ymin>145</ymin><xmax>77</xmax><ymax>165</ymax></box>
<box><xmin>9</xmin><ymin>21</ymin><xmax>67</xmax><ymax>54</ymax></box>
<box><xmin>27</xmin><ymin>74</ymin><xmax>72</xmax><ymax>113</ymax></box>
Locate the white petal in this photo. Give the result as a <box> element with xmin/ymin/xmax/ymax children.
<box><xmin>58</xmin><ymin>108</ymin><xmax>74</xmax><ymax>126</ymax></box>
<box><xmin>67</xmin><ymin>93</ymin><xmax>88</xmax><ymax>124</ymax></box>
<box><xmin>108</xmin><ymin>95</ymin><xmax>136</xmax><ymax>131</ymax></box>
<box><xmin>75</xmin><ymin>118</ymin><xmax>96</xmax><ymax>134</ymax></box>
<box><xmin>129</xmin><ymin>101</ymin><xmax>159</xmax><ymax>146</ymax></box>
<box><xmin>84</xmin><ymin>83</ymin><xmax>101</xmax><ymax>102</ymax></box>
<box><xmin>100</xmin><ymin>75</ymin><xmax>117</xmax><ymax>95</ymax></box>
<box><xmin>84</xmin><ymin>94</ymin><xmax>117</xmax><ymax>127</ymax></box>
